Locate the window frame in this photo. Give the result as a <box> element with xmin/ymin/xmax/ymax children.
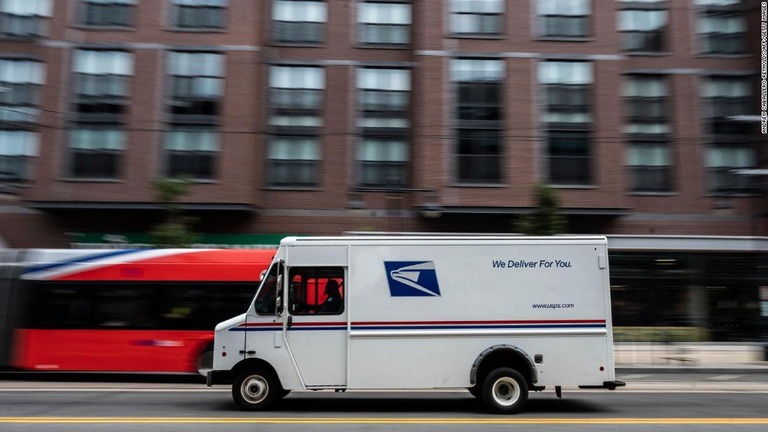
<box><xmin>626</xmin><ymin>140</ymin><xmax>673</xmax><ymax>193</ymax></box>
<box><xmin>269</xmin><ymin>65</ymin><xmax>325</xmax><ymax>130</ymax></box>
<box><xmin>287</xmin><ymin>266</ymin><xmax>345</xmax><ymax>316</ymax></box>
<box><xmin>618</xmin><ymin>8</ymin><xmax>668</xmax><ymax>53</ymax></box>
<box><xmin>167</xmin><ymin>51</ymin><xmax>224</xmax><ymax>123</ymax></box>
<box><xmin>0</xmin><ymin>0</ymin><xmax>52</xmax><ymax>38</ymax></box>
<box><xmin>357</xmin><ymin>1</ymin><xmax>411</xmax><ymax>47</ymax></box>
<box><xmin>0</xmin><ymin>129</ymin><xmax>38</xmax><ymax>181</ymax></box>
<box><xmin>80</xmin><ymin>0</ymin><xmax>136</xmax><ymax>28</ymax></box>
<box><xmin>546</xmin><ymin>130</ymin><xmax>591</xmax><ymax>186</ymax></box>
<box><xmin>272</xmin><ymin>0</ymin><xmax>327</xmax><ymax>45</ymax></box>
<box><xmin>449</xmin><ymin>0</ymin><xmax>504</xmax><ymax>37</ymax></box>
<box><xmin>451</xmin><ymin>58</ymin><xmax>504</xmax><ymax>185</ymax></box>
<box><xmin>536</xmin><ymin>0</ymin><xmax>591</xmax><ymax>39</ymax></box>
<box><xmin>164</xmin><ymin>126</ymin><xmax>219</xmax><ymax>180</ymax></box>
<box><xmin>696</xmin><ymin>2</ymin><xmax>748</xmax><ymax>55</ymax></box>
<box><xmin>171</xmin><ymin>0</ymin><xmax>228</xmax><ymax>30</ymax></box>
<box><xmin>0</xmin><ymin>58</ymin><xmax>44</xmax><ymax>124</ymax></box>
<box><xmin>68</xmin><ymin>126</ymin><xmax>125</xmax><ymax>179</ymax></box>
<box><xmin>266</xmin><ymin>135</ymin><xmax>321</xmax><ymax>188</ymax></box>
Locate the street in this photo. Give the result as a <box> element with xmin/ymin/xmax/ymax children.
<box><xmin>0</xmin><ymin>372</ymin><xmax>767</xmax><ymax>431</ymax></box>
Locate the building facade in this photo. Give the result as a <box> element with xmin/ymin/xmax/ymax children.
<box><xmin>0</xmin><ymin>0</ymin><xmax>764</xmax><ymax>247</ymax></box>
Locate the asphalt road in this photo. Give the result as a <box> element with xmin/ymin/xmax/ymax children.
<box><xmin>0</xmin><ymin>373</ymin><xmax>767</xmax><ymax>432</ymax></box>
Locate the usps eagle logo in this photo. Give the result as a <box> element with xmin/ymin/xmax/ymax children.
<box><xmin>384</xmin><ymin>261</ymin><xmax>441</xmax><ymax>297</ymax></box>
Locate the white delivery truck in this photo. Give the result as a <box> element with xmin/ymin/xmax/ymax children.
<box><xmin>207</xmin><ymin>236</ymin><xmax>624</xmax><ymax>413</ymax></box>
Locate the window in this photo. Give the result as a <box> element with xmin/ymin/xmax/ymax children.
<box><xmin>619</xmin><ymin>9</ymin><xmax>667</xmax><ymax>52</ymax></box>
<box><xmin>288</xmin><ymin>267</ymin><xmax>344</xmax><ymax>316</ymax></box>
<box><xmin>624</xmin><ymin>76</ymin><xmax>671</xmax><ymax>192</ymax></box>
<box><xmin>539</xmin><ymin>61</ymin><xmax>592</xmax><ymax>124</ymax></box>
<box><xmin>624</xmin><ymin>75</ymin><xmax>669</xmax><ymax>135</ymax></box>
<box><xmin>707</xmin><ymin>145</ymin><xmax>755</xmax><ymax>193</ymax></box>
<box><xmin>172</xmin><ymin>0</ymin><xmax>227</xmax><ymax>29</ymax></box>
<box><xmin>703</xmin><ymin>76</ymin><xmax>754</xmax><ymax>194</ymax></box>
<box><xmin>358</xmin><ymin>67</ymin><xmax>409</xmax><ymax>129</ymax></box>
<box><xmin>452</xmin><ymin>59</ymin><xmax>504</xmax><ymax>184</ymax></box>
<box><xmin>0</xmin><ymin>0</ymin><xmax>51</xmax><ymax>38</ymax></box>
<box><xmin>450</xmin><ymin>0</ymin><xmax>503</xmax><ymax>36</ymax></box>
<box><xmin>358</xmin><ymin>1</ymin><xmax>410</xmax><ymax>46</ymax></box>
<box><xmin>69</xmin><ymin>127</ymin><xmax>124</xmax><ymax>178</ymax></box>
<box><xmin>456</xmin><ymin>129</ymin><xmax>502</xmax><ymax>183</ymax></box>
<box><xmin>254</xmin><ymin>262</ymin><xmax>283</xmax><ymax>315</ymax></box>
<box><xmin>0</xmin><ymin>58</ymin><xmax>44</xmax><ymax>123</ymax></box>
<box><xmin>168</xmin><ymin>51</ymin><xmax>224</xmax><ymax>121</ymax></box>
<box><xmin>358</xmin><ymin>137</ymin><xmax>408</xmax><ymax>188</ymax></box>
<box><xmin>357</xmin><ymin>68</ymin><xmax>410</xmax><ymax>188</ymax></box>
<box><xmin>704</xmin><ymin>76</ymin><xmax>751</xmax><ymax>135</ymax></box>
<box><xmin>537</xmin><ymin>0</ymin><xmax>590</xmax><ymax>38</ymax></box>
<box><xmin>165</xmin><ymin>126</ymin><xmax>218</xmax><ymax>179</ymax></box>
<box><xmin>548</xmin><ymin>131</ymin><xmax>590</xmax><ymax>185</ymax></box>
<box><xmin>696</xmin><ymin>0</ymin><xmax>746</xmax><ymax>54</ymax></box>
<box><xmin>272</xmin><ymin>0</ymin><xmax>326</xmax><ymax>44</ymax></box>
<box><xmin>270</xmin><ymin>65</ymin><xmax>324</xmax><ymax>128</ymax></box>
<box><xmin>81</xmin><ymin>0</ymin><xmax>136</xmax><ymax>27</ymax></box>
<box><xmin>539</xmin><ymin>61</ymin><xmax>592</xmax><ymax>185</ymax></box>
<box><xmin>73</xmin><ymin>50</ymin><xmax>132</xmax><ymax>121</ymax></box>
<box><xmin>0</xmin><ymin>130</ymin><xmax>38</xmax><ymax>181</ymax></box>
<box><xmin>626</xmin><ymin>142</ymin><xmax>671</xmax><ymax>192</ymax></box>
<box><xmin>30</xmin><ymin>282</ymin><xmax>256</xmax><ymax>330</ymax></box>
<box><xmin>267</xmin><ymin>135</ymin><xmax>320</xmax><ymax>187</ymax></box>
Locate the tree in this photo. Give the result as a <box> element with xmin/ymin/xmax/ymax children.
<box><xmin>149</xmin><ymin>178</ymin><xmax>200</xmax><ymax>247</ymax></box>
<box><xmin>514</xmin><ymin>184</ymin><xmax>567</xmax><ymax>236</ymax></box>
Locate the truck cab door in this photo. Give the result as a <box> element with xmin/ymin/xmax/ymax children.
<box><xmin>243</xmin><ymin>261</ymin><xmax>284</xmax><ymax>360</ymax></box>
<box><xmin>284</xmin><ymin>266</ymin><xmax>347</xmax><ymax>388</ymax></box>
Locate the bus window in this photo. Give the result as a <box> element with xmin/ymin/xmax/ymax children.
<box><xmin>96</xmin><ymin>286</ymin><xmax>153</xmax><ymax>328</ymax></box>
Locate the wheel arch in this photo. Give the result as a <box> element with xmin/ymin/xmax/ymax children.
<box><xmin>232</xmin><ymin>358</ymin><xmax>281</xmax><ymax>383</ymax></box>
<box><xmin>470</xmin><ymin>345</ymin><xmax>538</xmax><ymax>386</ymax></box>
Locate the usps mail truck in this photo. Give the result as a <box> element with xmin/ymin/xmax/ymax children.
<box><xmin>207</xmin><ymin>236</ymin><xmax>624</xmax><ymax>413</ymax></box>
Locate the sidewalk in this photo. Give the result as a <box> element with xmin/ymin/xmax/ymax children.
<box><xmin>615</xmin><ymin>342</ymin><xmax>768</xmax><ymax>374</ymax></box>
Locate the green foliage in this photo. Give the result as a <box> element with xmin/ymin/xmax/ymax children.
<box><xmin>149</xmin><ymin>178</ymin><xmax>200</xmax><ymax>247</ymax></box>
<box><xmin>514</xmin><ymin>184</ymin><xmax>567</xmax><ymax>236</ymax></box>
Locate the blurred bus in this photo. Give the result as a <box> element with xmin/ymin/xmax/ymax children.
<box><xmin>0</xmin><ymin>248</ymin><xmax>274</xmax><ymax>375</ymax></box>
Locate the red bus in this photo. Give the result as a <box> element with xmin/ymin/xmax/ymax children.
<box><xmin>0</xmin><ymin>248</ymin><xmax>274</xmax><ymax>375</ymax></box>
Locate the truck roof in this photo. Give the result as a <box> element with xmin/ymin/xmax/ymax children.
<box><xmin>280</xmin><ymin>235</ymin><xmax>607</xmax><ymax>246</ymax></box>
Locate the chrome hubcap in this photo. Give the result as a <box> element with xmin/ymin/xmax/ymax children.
<box><xmin>492</xmin><ymin>377</ymin><xmax>520</xmax><ymax>407</ymax></box>
<box><xmin>241</xmin><ymin>375</ymin><xmax>269</xmax><ymax>404</ymax></box>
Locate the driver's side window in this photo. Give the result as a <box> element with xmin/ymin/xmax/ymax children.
<box><xmin>254</xmin><ymin>263</ymin><xmax>282</xmax><ymax>315</ymax></box>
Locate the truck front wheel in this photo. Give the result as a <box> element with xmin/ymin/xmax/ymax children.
<box><xmin>232</xmin><ymin>369</ymin><xmax>279</xmax><ymax>411</ymax></box>
<box><xmin>482</xmin><ymin>367</ymin><xmax>528</xmax><ymax>414</ymax></box>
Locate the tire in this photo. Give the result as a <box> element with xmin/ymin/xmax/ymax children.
<box><xmin>195</xmin><ymin>347</ymin><xmax>214</xmax><ymax>376</ymax></box>
<box><xmin>232</xmin><ymin>369</ymin><xmax>279</xmax><ymax>411</ymax></box>
<box><xmin>481</xmin><ymin>367</ymin><xmax>529</xmax><ymax>414</ymax></box>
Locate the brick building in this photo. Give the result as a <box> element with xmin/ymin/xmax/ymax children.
<box><xmin>0</xmin><ymin>0</ymin><xmax>764</xmax><ymax>248</ymax></box>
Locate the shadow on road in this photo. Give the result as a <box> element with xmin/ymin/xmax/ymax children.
<box><xmin>257</xmin><ymin>393</ymin><xmax>609</xmax><ymax>415</ymax></box>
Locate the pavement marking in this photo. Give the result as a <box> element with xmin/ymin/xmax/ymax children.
<box><xmin>620</xmin><ymin>374</ymin><xmax>651</xmax><ymax>380</ymax></box>
<box><xmin>1</xmin><ymin>418</ymin><xmax>768</xmax><ymax>425</ymax></box>
<box><xmin>708</xmin><ymin>375</ymin><xmax>744</xmax><ymax>381</ymax></box>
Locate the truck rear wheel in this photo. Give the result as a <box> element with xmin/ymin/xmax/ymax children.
<box><xmin>232</xmin><ymin>369</ymin><xmax>279</xmax><ymax>411</ymax></box>
<box><xmin>482</xmin><ymin>367</ymin><xmax>528</xmax><ymax>414</ymax></box>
